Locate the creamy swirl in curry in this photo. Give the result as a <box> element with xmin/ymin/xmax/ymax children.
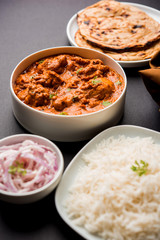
<box><xmin>14</xmin><ymin>54</ymin><xmax>125</xmax><ymax>115</ymax></box>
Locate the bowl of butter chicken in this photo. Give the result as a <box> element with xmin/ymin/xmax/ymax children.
<box><xmin>10</xmin><ymin>47</ymin><xmax>127</xmax><ymax>141</ymax></box>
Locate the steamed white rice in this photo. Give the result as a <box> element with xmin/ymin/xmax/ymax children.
<box><xmin>65</xmin><ymin>135</ymin><xmax>160</xmax><ymax>240</ymax></box>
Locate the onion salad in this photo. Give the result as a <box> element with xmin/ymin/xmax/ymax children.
<box><xmin>0</xmin><ymin>140</ymin><xmax>58</xmax><ymax>193</ymax></box>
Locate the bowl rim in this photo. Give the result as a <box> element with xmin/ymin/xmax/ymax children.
<box><xmin>0</xmin><ymin>134</ymin><xmax>64</xmax><ymax>197</ymax></box>
<box><xmin>10</xmin><ymin>46</ymin><xmax>127</xmax><ymax>118</ymax></box>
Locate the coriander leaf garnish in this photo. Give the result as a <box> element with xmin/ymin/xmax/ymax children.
<box><xmin>49</xmin><ymin>93</ymin><xmax>57</xmax><ymax>99</ymax></box>
<box><xmin>92</xmin><ymin>79</ymin><xmax>102</xmax><ymax>85</ymax></box>
<box><xmin>102</xmin><ymin>101</ymin><xmax>112</xmax><ymax>107</ymax></box>
<box><xmin>131</xmin><ymin>160</ymin><xmax>149</xmax><ymax>176</ymax></box>
<box><xmin>39</xmin><ymin>59</ymin><xmax>44</xmax><ymax>64</ymax></box>
<box><xmin>76</xmin><ymin>68</ymin><xmax>83</xmax><ymax>74</ymax></box>
<box><xmin>59</xmin><ymin>112</ymin><xmax>68</xmax><ymax>115</ymax></box>
<box><xmin>115</xmin><ymin>80</ymin><xmax>122</xmax><ymax>85</ymax></box>
<box><xmin>8</xmin><ymin>165</ymin><xmax>17</xmax><ymax>175</ymax></box>
<box><xmin>8</xmin><ymin>161</ymin><xmax>27</xmax><ymax>176</ymax></box>
<box><xmin>93</xmin><ymin>76</ymin><xmax>98</xmax><ymax>80</ymax></box>
<box><xmin>66</xmin><ymin>88</ymin><xmax>71</xmax><ymax>92</ymax></box>
<box><xmin>30</xmin><ymin>74</ymin><xmax>37</xmax><ymax>79</ymax></box>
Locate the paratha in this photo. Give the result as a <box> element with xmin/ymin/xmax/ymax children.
<box><xmin>75</xmin><ymin>30</ymin><xmax>160</xmax><ymax>61</ymax></box>
<box><xmin>77</xmin><ymin>0</ymin><xmax>160</xmax><ymax>50</ymax></box>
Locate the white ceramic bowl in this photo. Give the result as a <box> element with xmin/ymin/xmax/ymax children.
<box><xmin>0</xmin><ymin>134</ymin><xmax>64</xmax><ymax>204</ymax></box>
<box><xmin>10</xmin><ymin>46</ymin><xmax>127</xmax><ymax>142</ymax></box>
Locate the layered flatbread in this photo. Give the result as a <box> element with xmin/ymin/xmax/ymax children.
<box><xmin>77</xmin><ymin>0</ymin><xmax>160</xmax><ymax>50</ymax></box>
<box><xmin>75</xmin><ymin>30</ymin><xmax>160</xmax><ymax>61</ymax></box>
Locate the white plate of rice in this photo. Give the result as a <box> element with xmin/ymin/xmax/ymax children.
<box><xmin>55</xmin><ymin>125</ymin><xmax>160</xmax><ymax>240</ymax></box>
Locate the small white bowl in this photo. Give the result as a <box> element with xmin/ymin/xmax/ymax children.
<box><xmin>0</xmin><ymin>134</ymin><xmax>64</xmax><ymax>204</ymax></box>
<box><xmin>10</xmin><ymin>46</ymin><xmax>127</xmax><ymax>142</ymax></box>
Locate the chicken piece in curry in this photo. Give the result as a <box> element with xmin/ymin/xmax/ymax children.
<box><xmin>14</xmin><ymin>54</ymin><xmax>124</xmax><ymax>115</ymax></box>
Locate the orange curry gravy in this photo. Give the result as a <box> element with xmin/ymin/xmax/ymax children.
<box><xmin>14</xmin><ymin>54</ymin><xmax>125</xmax><ymax>115</ymax></box>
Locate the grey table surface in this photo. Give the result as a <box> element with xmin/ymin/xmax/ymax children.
<box><xmin>0</xmin><ymin>0</ymin><xmax>160</xmax><ymax>239</ymax></box>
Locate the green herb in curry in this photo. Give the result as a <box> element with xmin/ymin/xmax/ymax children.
<box><xmin>39</xmin><ymin>59</ymin><xmax>45</xmax><ymax>64</ymax></box>
<box><xmin>102</xmin><ymin>101</ymin><xmax>112</xmax><ymax>107</ymax></box>
<box><xmin>115</xmin><ymin>80</ymin><xmax>122</xmax><ymax>85</ymax></box>
<box><xmin>30</xmin><ymin>74</ymin><xmax>37</xmax><ymax>79</ymax></box>
<box><xmin>92</xmin><ymin>79</ymin><xmax>102</xmax><ymax>85</ymax></box>
<box><xmin>49</xmin><ymin>93</ymin><xmax>57</xmax><ymax>99</ymax></box>
<box><xmin>59</xmin><ymin>112</ymin><xmax>68</xmax><ymax>115</ymax></box>
<box><xmin>66</xmin><ymin>88</ymin><xmax>71</xmax><ymax>92</ymax></box>
<box><xmin>76</xmin><ymin>68</ymin><xmax>83</xmax><ymax>74</ymax></box>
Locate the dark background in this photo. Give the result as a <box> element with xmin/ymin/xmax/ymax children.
<box><xmin>0</xmin><ymin>0</ymin><xmax>160</xmax><ymax>239</ymax></box>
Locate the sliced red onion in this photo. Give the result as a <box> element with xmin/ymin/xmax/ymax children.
<box><xmin>0</xmin><ymin>140</ymin><xmax>58</xmax><ymax>193</ymax></box>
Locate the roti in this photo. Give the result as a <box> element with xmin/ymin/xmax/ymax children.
<box><xmin>77</xmin><ymin>0</ymin><xmax>160</xmax><ymax>50</ymax></box>
<box><xmin>75</xmin><ymin>30</ymin><xmax>160</xmax><ymax>61</ymax></box>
